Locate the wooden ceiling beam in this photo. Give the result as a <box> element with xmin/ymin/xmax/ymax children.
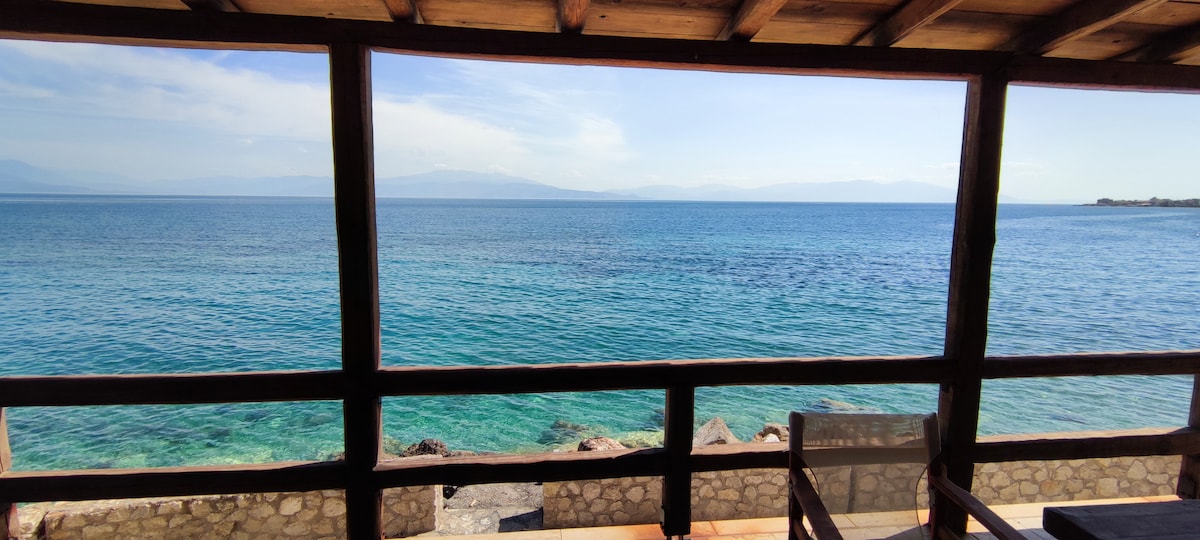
<box><xmin>1003</xmin><ymin>0</ymin><xmax>1167</xmax><ymax>56</ymax></box>
<box><xmin>1114</xmin><ymin>21</ymin><xmax>1200</xmax><ymax>63</ymax></box>
<box><xmin>852</xmin><ymin>0</ymin><xmax>966</xmax><ymax>47</ymax></box>
<box><xmin>181</xmin><ymin>0</ymin><xmax>239</xmax><ymax>12</ymax></box>
<box><xmin>716</xmin><ymin>0</ymin><xmax>789</xmax><ymax>42</ymax></box>
<box><xmin>6</xmin><ymin>0</ymin><xmax>1200</xmax><ymax>92</ymax></box>
<box><xmin>557</xmin><ymin>0</ymin><xmax>589</xmax><ymax>34</ymax></box>
<box><xmin>382</xmin><ymin>0</ymin><xmax>422</xmax><ymax>24</ymax></box>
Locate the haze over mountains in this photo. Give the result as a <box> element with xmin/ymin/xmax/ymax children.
<box><xmin>1</xmin><ymin>159</ymin><xmax>1004</xmax><ymax>203</ymax></box>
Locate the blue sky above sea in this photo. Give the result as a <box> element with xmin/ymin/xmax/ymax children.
<box><xmin>1</xmin><ymin>38</ymin><xmax>1199</xmax><ymax>203</ymax></box>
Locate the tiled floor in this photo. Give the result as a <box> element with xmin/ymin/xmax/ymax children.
<box><xmin>418</xmin><ymin>495</ymin><xmax>1180</xmax><ymax>540</ymax></box>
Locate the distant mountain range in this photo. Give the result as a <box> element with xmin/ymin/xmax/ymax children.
<box><xmin>613</xmin><ymin>180</ymin><xmax>975</xmax><ymax>203</ymax></box>
<box><xmin>0</xmin><ymin>159</ymin><xmax>1005</xmax><ymax>203</ymax></box>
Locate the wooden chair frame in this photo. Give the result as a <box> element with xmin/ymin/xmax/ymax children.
<box><xmin>787</xmin><ymin>412</ymin><xmax>1024</xmax><ymax>540</ymax></box>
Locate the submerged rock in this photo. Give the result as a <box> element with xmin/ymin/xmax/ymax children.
<box><xmin>618</xmin><ymin>430</ymin><xmax>665</xmax><ymax>448</ymax></box>
<box><xmin>752</xmin><ymin>422</ymin><xmax>789</xmax><ymax>442</ymax></box>
<box><xmin>577</xmin><ymin>436</ymin><xmax>626</xmax><ymax>451</ymax></box>
<box><xmin>382</xmin><ymin>436</ymin><xmax>407</xmax><ymax>456</ymax></box>
<box><xmin>402</xmin><ymin>438</ymin><xmax>450</xmax><ymax>457</ymax></box>
<box><xmin>648</xmin><ymin>408</ymin><xmax>666</xmax><ymax>429</ymax></box>
<box><xmin>538</xmin><ymin>419</ymin><xmax>594</xmax><ymax>445</ymax></box>
<box><xmin>693</xmin><ymin>417</ymin><xmax>739</xmax><ymax>446</ymax></box>
<box><xmin>810</xmin><ymin>398</ymin><xmax>878</xmax><ymax>413</ymax></box>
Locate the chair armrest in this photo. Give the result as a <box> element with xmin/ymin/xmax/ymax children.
<box><xmin>790</xmin><ymin>467</ymin><xmax>843</xmax><ymax>540</ymax></box>
<box><xmin>928</xmin><ymin>471</ymin><xmax>1024</xmax><ymax>540</ymax></box>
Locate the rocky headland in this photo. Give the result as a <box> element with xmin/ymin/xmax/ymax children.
<box><xmin>1086</xmin><ymin>197</ymin><xmax>1199</xmax><ymax>207</ymax></box>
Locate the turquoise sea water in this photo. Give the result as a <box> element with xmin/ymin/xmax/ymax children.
<box><xmin>1</xmin><ymin>196</ymin><xmax>1197</xmax><ymax>470</ymax></box>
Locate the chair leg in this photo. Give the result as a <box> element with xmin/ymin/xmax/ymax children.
<box><xmin>788</xmin><ymin>489</ymin><xmax>808</xmax><ymax>540</ymax></box>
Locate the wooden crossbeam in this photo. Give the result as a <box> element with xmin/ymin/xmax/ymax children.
<box><xmin>852</xmin><ymin>0</ymin><xmax>965</xmax><ymax>47</ymax></box>
<box><xmin>691</xmin><ymin>441</ymin><xmax>787</xmax><ymax>470</ymax></box>
<box><xmin>374</xmin><ymin>447</ymin><xmax>667</xmax><ymax>487</ymax></box>
<box><xmin>1003</xmin><ymin>0</ymin><xmax>1166</xmax><ymax>56</ymax></box>
<box><xmin>716</xmin><ymin>0</ymin><xmax>788</xmax><ymax>42</ymax></box>
<box><xmin>557</xmin><ymin>0</ymin><xmax>589</xmax><ymax>34</ymax></box>
<box><xmin>981</xmin><ymin>350</ymin><xmax>1200</xmax><ymax>379</ymax></box>
<box><xmin>180</xmin><ymin>0</ymin><xmax>239</xmax><ymax>12</ymax></box>
<box><xmin>382</xmin><ymin>0</ymin><xmax>422</xmax><ymax>23</ymax></box>
<box><xmin>375</xmin><ymin>356</ymin><xmax>948</xmax><ymax>395</ymax></box>
<box><xmin>3</xmin><ymin>351</ymin><xmax>1200</xmax><ymax>408</ymax></box>
<box><xmin>0</xmin><ymin>461</ymin><xmax>345</xmax><ymax>503</ymax></box>
<box><xmin>974</xmin><ymin>427</ymin><xmax>1200</xmax><ymax>462</ymax></box>
<box><xmin>1115</xmin><ymin>21</ymin><xmax>1200</xmax><ymax>63</ymax></box>
<box><xmin>0</xmin><ymin>371</ymin><xmax>343</xmax><ymax>407</ymax></box>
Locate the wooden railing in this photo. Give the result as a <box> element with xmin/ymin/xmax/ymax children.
<box><xmin>2</xmin><ymin>350</ymin><xmax>1199</xmax><ymax>537</ymax></box>
<box><xmin>0</xmin><ymin>17</ymin><xmax>1198</xmax><ymax>539</ymax></box>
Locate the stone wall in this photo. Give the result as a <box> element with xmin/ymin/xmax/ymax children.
<box><xmin>543</xmin><ymin>464</ymin><xmax>926</xmax><ymax>528</ymax></box>
<box><xmin>543</xmin><ymin>469</ymin><xmax>792</xmax><ymax>528</ymax></box>
<box><xmin>690</xmin><ymin>469</ymin><xmax>789</xmax><ymax>521</ymax></box>
<box><xmin>544</xmin><ymin>455</ymin><xmax>1182</xmax><ymax>529</ymax></box>
<box><xmin>971</xmin><ymin>456</ymin><xmax>1179</xmax><ymax>504</ymax></box>
<box><xmin>18</xmin><ymin>486</ymin><xmax>439</xmax><ymax>540</ymax></box>
<box><xmin>13</xmin><ymin>455</ymin><xmax>1184</xmax><ymax>536</ymax></box>
<box><xmin>807</xmin><ymin>464</ymin><xmax>930</xmax><ymax>513</ymax></box>
<box><xmin>542</xmin><ymin>476</ymin><xmax>663</xmax><ymax>529</ymax></box>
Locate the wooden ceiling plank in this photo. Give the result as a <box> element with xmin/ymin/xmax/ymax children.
<box><xmin>382</xmin><ymin>0</ymin><xmax>423</xmax><ymax>23</ymax></box>
<box><xmin>852</xmin><ymin>0</ymin><xmax>967</xmax><ymax>47</ymax></box>
<box><xmin>8</xmin><ymin>0</ymin><xmax>1200</xmax><ymax>92</ymax></box>
<box><xmin>1002</xmin><ymin>0</ymin><xmax>1167</xmax><ymax>55</ymax></box>
<box><xmin>716</xmin><ymin>0</ymin><xmax>789</xmax><ymax>41</ymax></box>
<box><xmin>1116</xmin><ymin>20</ymin><xmax>1200</xmax><ymax>62</ymax></box>
<box><xmin>558</xmin><ymin>0</ymin><xmax>590</xmax><ymax>33</ymax></box>
<box><xmin>181</xmin><ymin>0</ymin><xmax>239</xmax><ymax>12</ymax></box>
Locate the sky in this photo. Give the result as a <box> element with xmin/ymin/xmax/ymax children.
<box><xmin>1</xmin><ymin>38</ymin><xmax>1199</xmax><ymax>202</ymax></box>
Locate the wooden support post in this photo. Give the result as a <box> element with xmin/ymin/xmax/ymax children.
<box><xmin>1178</xmin><ymin>375</ymin><xmax>1200</xmax><ymax>498</ymax></box>
<box><xmin>661</xmin><ymin>386</ymin><xmax>695</xmax><ymax>538</ymax></box>
<box><xmin>329</xmin><ymin>42</ymin><xmax>383</xmax><ymax>540</ymax></box>
<box><xmin>932</xmin><ymin>72</ymin><xmax>1007</xmax><ymax>538</ymax></box>
<box><xmin>1</xmin><ymin>408</ymin><xmax>18</xmax><ymax>540</ymax></box>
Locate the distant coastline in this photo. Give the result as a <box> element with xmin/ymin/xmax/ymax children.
<box><xmin>1086</xmin><ymin>197</ymin><xmax>1199</xmax><ymax>208</ymax></box>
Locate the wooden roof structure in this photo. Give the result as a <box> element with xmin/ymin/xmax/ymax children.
<box><xmin>6</xmin><ymin>0</ymin><xmax>1200</xmax><ymax>91</ymax></box>
<box><xmin>3</xmin><ymin>2</ymin><xmax>1200</xmax><ymax>540</ymax></box>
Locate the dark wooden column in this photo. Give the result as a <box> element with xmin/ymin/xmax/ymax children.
<box><xmin>1</xmin><ymin>408</ymin><xmax>19</xmax><ymax>540</ymax></box>
<box><xmin>329</xmin><ymin>42</ymin><xmax>383</xmax><ymax>540</ymax></box>
<box><xmin>932</xmin><ymin>72</ymin><xmax>1008</xmax><ymax>537</ymax></box>
<box><xmin>661</xmin><ymin>386</ymin><xmax>695</xmax><ymax>538</ymax></box>
<box><xmin>1178</xmin><ymin>375</ymin><xmax>1200</xmax><ymax>498</ymax></box>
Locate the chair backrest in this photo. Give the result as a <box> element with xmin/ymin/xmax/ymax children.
<box><xmin>789</xmin><ymin>412</ymin><xmax>936</xmax><ymax>514</ymax></box>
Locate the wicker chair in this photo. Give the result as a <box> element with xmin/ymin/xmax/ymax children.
<box><xmin>787</xmin><ymin>412</ymin><xmax>1023</xmax><ymax>540</ymax></box>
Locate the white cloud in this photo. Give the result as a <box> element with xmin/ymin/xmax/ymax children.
<box><xmin>1</xmin><ymin>41</ymin><xmax>640</xmax><ymax>186</ymax></box>
<box><xmin>1</xmin><ymin>41</ymin><xmax>331</xmax><ymax>141</ymax></box>
<box><xmin>562</xmin><ymin>115</ymin><xmax>631</xmax><ymax>161</ymax></box>
<box><xmin>0</xmin><ymin>79</ymin><xmax>54</xmax><ymax>99</ymax></box>
<box><xmin>377</xmin><ymin>57</ymin><xmax>635</xmax><ymax>182</ymax></box>
<box><xmin>372</xmin><ymin>98</ymin><xmax>530</xmax><ymax>176</ymax></box>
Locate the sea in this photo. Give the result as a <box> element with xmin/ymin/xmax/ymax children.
<box><xmin>1</xmin><ymin>195</ymin><xmax>1198</xmax><ymax>471</ymax></box>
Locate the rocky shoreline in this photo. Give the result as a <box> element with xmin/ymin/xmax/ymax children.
<box><xmin>355</xmin><ymin>399</ymin><xmax>874</xmax><ymax>535</ymax></box>
<box><xmin>380</xmin><ymin>415</ymin><xmax>790</xmax><ymax>536</ymax></box>
<box><xmin>17</xmin><ymin>405</ymin><xmax>1182</xmax><ymax>538</ymax></box>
